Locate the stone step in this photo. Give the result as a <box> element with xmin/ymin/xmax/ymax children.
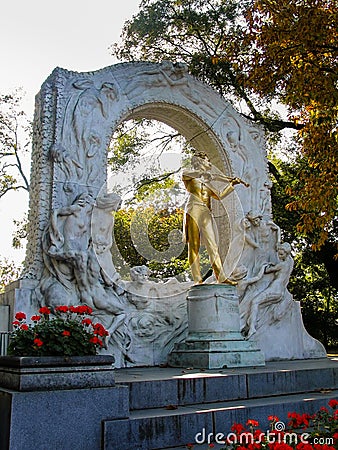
<box><xmin>102</xmin><ymin>389</ymin><xmax>338</xmax><ymax>450</ymax></box>
<box><xmin>115</xmin><ymin>359</ymin><xmax>338</xmax><ymax>411</ymax></box>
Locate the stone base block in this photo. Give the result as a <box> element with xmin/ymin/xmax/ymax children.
<box><xmin>169</xmin><ymin>284</ymin><xmax>265</xmax><ymax>368</ymax></box>
<box><xmin>1</xmin><ymin>385</ymin><xmax>129</xmax><ymax>450</ymax></box>
<box><xmin>168</xmin><ymin>339</ymin><xmax>265</xmax><ymax>368</ymax></box>
<box><xmin>0</xmin><ymin>355</ymin><xmax>129</xmax><ymax>450</ymax></box>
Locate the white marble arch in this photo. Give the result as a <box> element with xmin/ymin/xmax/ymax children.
<box><xmin>2</xmin><ymin>61</ymin><xmax>325</xmax><ymax>365</ymax></box>
<box><xmin>24</xmin><ymin>61</ymin><xmax>269</xmax><ymax>282</ymax></box>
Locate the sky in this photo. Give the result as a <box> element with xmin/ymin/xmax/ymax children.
<box><xmin>0</xmin><ymin>0</ymin><xmax>141</xmax><ymax>265</ymax></box>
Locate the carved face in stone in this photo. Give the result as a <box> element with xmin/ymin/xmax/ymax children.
<box><xmin>277</xmin><ymin>243</ymin><xmax>291</xmax><ymax>260</ymax></box>
<box><xmin>130</xmin><ymin>265</ymin><xmax>150</xmax><ymax>282</ymax></box>
<box><xmin>95</xmin><ymin>192</ymin><xmax>122</xmax><ymax>211</ymax></box>
<box><xmin>246</xmin><ymin>211</ymin><xmax>262</xmax><ymax>227</ymax></box>
<box><xmin>74</xmin><ymin>192</ymin><xmax>95</xmax><ymax>207</ymax></box>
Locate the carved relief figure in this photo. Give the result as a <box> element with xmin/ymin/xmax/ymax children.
<box><xmin>54</xmin><ymin>79</ymin><xmax>119</xmax><ymax>200</ymax></box>
<box><xmin>41</xmin><ymin>193</ymin><xmax>95</xmax><ymax>304</ymax></box>
<box><xmin>48</xmin><ymin>193</ymin><xmax>94</xmax><ymax>258</ymax></box>
<box><xmin>123</xmin><ymin>265</ymin><xmax>189</xmax><ymax>366</ymax></box>
<box><xmin>182</xmin><ymin>152</ymin><xmax>248</xmax><ymax>284</ymax></box>
<box><xmin>92</xmin><ymin>191</ymin><xmax>122</xmax><ymax>287</ymax></box>
<box><xmin>125</xmin><ymin>265</ymin><xmax>152</xmax><ymax>310</ymax></box>
<box><xmin>231</xmin><ymin>216</ymin><xmax>260</xmax><ymax>277</ymax></box>
<box><xmin>223</xmin><ymin>114</ymin><xmax>268</xmax><ymax>213</ymax></box>
<box><xmin>231</xmin><ymin>264</ymin><xmax>266</xmax><ymax>303</ymax></box>
<box><xmin>246</xmin><ymin>210</ymin><xmax>281</xmax><ymax>272</ymax></box>
<box><xmin>85</xmin><ymin>245</ymin><xmax>130</xmax><ymax>363</ymax></box>
<box><xmin>241</xmin><ymin>242</ymin><xmax>294</xmax><ymax>339</ymax></box>
<box><xmin>259</xmin><ymin>178</ymin><xmax>273</xmax><ymax>216</ymax></box>
<box><xmin>225</xmin><ymin>118</ymin><xmax>248</xmax><ymax>180</ymax></box>
<box><xmin>126</xmin><ymin>62</ymin><xmax>216</xmax><ymax>118</ymax></box>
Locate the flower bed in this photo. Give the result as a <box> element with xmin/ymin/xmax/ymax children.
<box><xmin>186</xmin><ymin>400</ymin><xmax>338</xmax><ymax>449</ymax></box>
<box><xmin>8</xmin><ymin>305</ymin><xmax>109</xmax><ymax>356</ymax></box>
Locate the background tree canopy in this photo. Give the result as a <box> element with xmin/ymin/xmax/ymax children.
<box><xmin>112</xmin><ymin>0</ymin><xmax>337</xmax><ymax>347</ymax></box>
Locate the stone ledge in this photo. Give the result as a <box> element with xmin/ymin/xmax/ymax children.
<box><xmin>0</xmin><ymin>354</ymin><xmax>114</xmax><ymax>368</ymax></box>
<box><xmin>0</xmin><ymin>355</ymin><xmax>115</xmax><ymax>391</ymax></box>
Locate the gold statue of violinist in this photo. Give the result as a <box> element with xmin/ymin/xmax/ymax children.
<box><xmin>182</xmin><ymin>152</ymin><xmax>249</xmax><ymax>285</ymax></box>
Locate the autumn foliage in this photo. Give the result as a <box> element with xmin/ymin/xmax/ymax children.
<box><xmin>242</xmin><ymin>0</ymin><xmax>338</xmax><ymax>249</ymax></box>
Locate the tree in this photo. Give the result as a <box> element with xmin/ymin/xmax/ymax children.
<box><xmin>0</xmin><ymin>258</ymin><xmax>21</xmax><ymax>293</ymax></box>
<box><xmin>243</xmin><ymin>0</ymin><xmax>338</xmax><ymax>250</ymax></box>
<box><xmin>269</xmin><ymin>155</ymin><xmax>337</xmax><ymax>347</ymax></box>
<box><xmin>113</xmin><ymin>0</ymin><xmax>300</xmax><ymax>130</ymax></box>
<box><xmin>113</xmin><ymin>206</ymin><xmax>189</xmax><ymax>279</ymax></box>
<box><xmin>0</xmin><ymin>90</ymin><xmax>31</xmax><ymax>269</ymax></box>
<box><xmin>0</xmin><ymin>89</ymin><xmax>30</xmax><ymax>197</ymax></box>
<box><xmin>112</xmin><ymin>0</ymin><xmax>338</xmax><ymax>250</ymax></box>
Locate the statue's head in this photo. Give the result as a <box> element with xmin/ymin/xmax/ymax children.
<box><xmin>73</xmin><ymin>192</ymin><xmax>95</xmax><ymax>207</ymax></box>
<box><xmin>95</xmin><ymin>192</ymin><xmax>122</xmax><ymax>211</ymax></box>
<box><xmin>191</xmin><ymin>152</ymin><xmax>211</xmax><ymax>170</ymax></box>
<box><xmin>277</xmin><ymin>242</ymin><xmax>291</xmax><ymax>259</ymax></box>
<box><xmin>246</xmin><ymin>210</ymin><xmax>262</xmax><ymax>226</ymax></box>
<box><xmin>130</xmin><ymin>265</ymin><xmax>150</xmax><ymax>282</ymax></box>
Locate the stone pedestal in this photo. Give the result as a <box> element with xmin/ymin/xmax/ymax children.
<box><xmin>0</xmin><ymin>355</ymin><xmax>129</xmax><ymax>450</ymax></box>
<box><xmin>168</xmin><ymin>284</ymin><xmax>265</xmax><ymax>368</ymax></box>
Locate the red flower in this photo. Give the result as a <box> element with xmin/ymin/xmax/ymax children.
<box><xmin>83</xmin><ymin>305</ymin><xmax>93</xmax><ymax>315</ymax></box>
<box><xmin>314</xmin><ymin>445</ymin><xmax>335</xmax><ymax>450</ymax></box>
<box><xmin>62</xmin><ymin>330</ymin><xmax>70</xmax><ymax>336</ymax></box>
<box><xmin>31</xmin><ymin>315</ymin><xmax>41</xmax><ymax>322</ymax></box>
<box><xmin>89</xmin><ymin>336</ymin><xmax>103</xmax><ymax>347</ymax></box>
<box><xmin>268</xmin><ymin>415</ymin><xmax>279</xmax><ymax>422</ymax></box>
<box><xmin>231</xmin><ymin>422</ymin><xmax>245</xmax><ymax>435</ymax></box>
<box><xmin>55</xmin><ymin>305</ymin><xmax>69</xmax><ymax>313</ymax></box>
<box><xmin>296</xmin><ymin>443</ymin><xmax>313</xmax><ymax>450</ymax></box>
<box><xmin>328</xmin><ymin>399</ymin><xmax>338</xmax><ymax>409</ymax></box>
<box><xmin>93</xmin><ymin>323</ymin><xmax>109</xmax><ymax>337</ymax></box>
<box><xmin>20</xmin><ymin>324</ymin><xmax>29</xmax><ymax>330</ymax></box>
<box><xmin>333</xmin><ymin>432</ymin><xmax>338</xmax><ymax>441</ymax></box>
<box><xmin>254</xmin><ymin>429</ymin><xmax>264</xmax><ymax>439</ymax></box>
<box><xmin>208</xmin><ymin>444</ymin><xmax>215</xmax><ymax>449</ymax></box>
<box><xmin>288</xmin><ymin>412</ymin><xmax>310</xmax><ymax>429</ymax></box>
<box><xmin>82</xmin><ymin>318</ymin><xmax>92</xmax><ymax>326</ymax></box>
<box><xmin>246</xmin><ymin>419</ymin><xmax>259</xmax><ymax>427</ymax></box>
<box><xmin>33</xmin><ymin>338</ymin><xmax>43</xmax><ymax>347</ymax></box>
<box><xmin>39</xmin><ymin>307</ymin><xmax>51</xmax><ymax>315</ymax></box>
<box><xmin>269</xmin><ymin>444</ymin><xmax>293</xmax><ymax>450</ymax></box>
<box><xmin>12</xmin><ymin>320</ymin><xmax>21</xmax><ymax>327</ymax></box>
<box><xmin>15</xmin><ymin>311</ymin><xmax>26</xmax><ymax>321</ymax></box>
<box><xmin>70</xmin><ymin>305</ymin><xmax>93</xmax><ymax>315</ymax></box>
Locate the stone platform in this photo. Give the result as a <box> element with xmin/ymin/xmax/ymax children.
<box><xmin>105</xmin><ymin>357</ymin><xmax>338</xmax><ymax>450</ymax></box>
